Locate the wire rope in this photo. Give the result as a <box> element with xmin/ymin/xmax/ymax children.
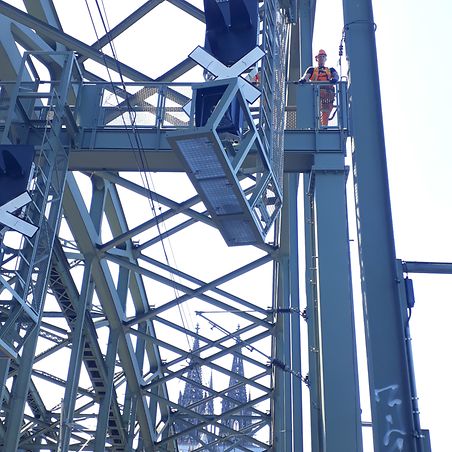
<box><xmin>83</xmin><ymin>0</ymin><xmax>195</xmax><ymax>353</ymax></box>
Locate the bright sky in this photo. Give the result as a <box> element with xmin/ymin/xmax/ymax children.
<box><xmin>51</xmin><ymin>0</ymin><xmax>452</xmax><ymax>449</ymax></box>
<box><xmin>313</xmin><ymin>0</ymin><xmax>452</xmax><ymax>450</ymax></box>
<box><xmin>3</xmin><ymin>0</ymin><xmax>451</xmax><ymax>449</ymax></box>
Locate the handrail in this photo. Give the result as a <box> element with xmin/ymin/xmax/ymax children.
<box><xmin>285</xmin><ymin>80</ymin><xmax>349</xmax><ymax>131</ymax></box>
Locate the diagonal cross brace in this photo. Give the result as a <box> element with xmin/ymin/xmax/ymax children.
<box><xmin>0</xmin><ymin>192</ymin><xmax>38</xmax><ymax>238</ymax></box>
<box><xmin>184</xmin><ymin>45</ymin><xmax>265</xmax><ymax>114</ymax></box>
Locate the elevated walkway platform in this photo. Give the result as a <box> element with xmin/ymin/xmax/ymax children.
<box><xmin>168</xmin><ymin>78</ymin><xmax>282</xmax><ymax>246</ymax></box>
<box><xmin>2</xmin><ymin>77</ymin><xmax>349</xmax><ymax>247</ymax></box>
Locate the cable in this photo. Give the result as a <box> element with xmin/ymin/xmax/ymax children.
<box><xmin>95</xmin><ymin>1</ymin><xmax>194</xmax><ymax>341</ymax></box>
<box><xmin>338</xmin><ymin>20</ymin><xmax>377</xmax><ymax>79</ymax></box>
<box><xmin>198</xmin><ymin>313</ymin><xmax>310</xmax><ymax>387</ymax></box>
<box><xmin>343</xmin><ymin>19</ymin><xmax>377</xmax><ymax>33</ymax></box>
<box><xmin>338</xmin><ymin>29</ymin><xmax>345</xmax><ymax>79</ymax></box>
<box><xmin>84</xmin><ymin>0</ymin><xmax>194</xmax><ymax>351</ymax></box>
<box><xmin>90</xmin><ymin>0</ymin><xmax>177</xmax><ymax>287</ymax></box>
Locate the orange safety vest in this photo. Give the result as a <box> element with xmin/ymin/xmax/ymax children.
<box><xmin>309</xmin><ymin>67</ymin><xmax>335</xmax><ymax>109</ymax></box>
<box><xmin>310</xmin><ymin>66</ymin><xmax>333</xmax><ymax>82</ymax></box>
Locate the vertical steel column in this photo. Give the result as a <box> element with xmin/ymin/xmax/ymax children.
<box><xmin>303</xmin><ymin>179</ymin><xmax>322</xmax><ymax>452</ymax></box>
<box><xmin>273</xmin><ymin>247</ymin><xmax>292</xmax><ymax>451</ymax></box>
<box><xmin>342</xmin><ymin>0</ymin><xmax>418</xmax><ymax>449</ymax></box>
<box><xmin>297</xmin><ymin>2</ymin><xmax>320</xmax><ymax>450</ymax></box>
<box><xmin>285</xmin><ymin>7</ymin><xmax>304</xmax><ymax>451</ymax></box>
<box><xmin>282</xmin><ymin>262</ymin><xmax>292</xmax><ymax>452</ymax></box>
<box><xmin>274</xmin><ymin>171</ymin><xmax>303</xmax><ymax>451</ymax></box>
<box><xmin>59</xmin><ymin>262</ymin><xmax>93</xmax><ymax>452</ymax></box>
<box><xmin>288</xmin><ymin>174</ymin><xmax>303</xmax><ymax>452</ymax></box>
<box><xmin>92</xmin><ymin>262</ymin><xmax>125</xmax><ymax>451</ymax></box>
<box><xmin>395</xmin><ymin>261</ymin><xmax>427</xmax><ymax>451</ymax></box>
<box><xmin>94</xmin><ymin>328</ymin><xmax>120</xmax><ymax>451</ymax></box>
<box><xmin>311</xmin><ymin>154</ymin><xmax>363</xmax><ymax>451</ymax></box>
<box><xmin>2</xmin><ymin>53</ymin><xmax>76</xmax><ymax>452</ymax></box>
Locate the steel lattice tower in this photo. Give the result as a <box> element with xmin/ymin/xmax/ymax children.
<box><xmin>0</xmin><ymin>1</ymin><xmax>433</xmax><ymax>451</ymax></box>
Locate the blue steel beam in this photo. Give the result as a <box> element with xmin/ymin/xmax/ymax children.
<box><xmin>342</xmin><ymin>0</ymin><xmax>420</xmax><ymax>449</ymax></box>
<box><xmin>274</xmin><ymin>174</ymin><xmax>302</xmax><ymax>451</ymax></box>
<box><xmin>62</xmin><ymin>173</ymin><xmax>159</xmax><ymax>449</ymax></box>
<box><xmin>66</xmin><ymin>130</ymin><xmax>319</xmax><ymax>172</ymax></box>
<box><xmin>79</xmin><ymin>0</ymin><xmax>166</xmax><ymax>62</ymax></box>
<box><xmin>311</xmin><ymin>153</ymin><xmax>363</xmax><ymax>451</ymax></box>
<box><xmin>277</xmin><ymin>19</ymin><xmax>303</xmax><ymax>451</ymax></box>
<box><xmin>287</xmin><ymin>174</ymin><xmax>303</xmax><ymax>452</ymax></box>
<box><xmin>303</xmin><ymin>176</ymin><xmax>322</xmax><ymax>452</ymax></box>
<box><xmin>297</xmin><ymin>3</ymin><xmax>321</xmax><ymax>451</ymax></box>
<box><xmin>0</xmin><ymin>0</ymin><xmax>154</xmax><ymax>82</ymax></box>
<box><xmin>273</xmin><ymin>252</ymin><xmax>292</xmax><ymax>451</ymax></box>
<box><xmin>23</xmin><ymin>0</ymin><xmax>64</xmax><ymax>49</ymax></box>
<box><xmin>403</xmin><ymin>261</ymin><xmax>452</xmax><ymax>274</ymax></box>
<box><xmin>24</xmin><ymin>0</ymin><xmax>62</xmax><ymax>27</ymax></box>
<box><xmin>396</xmin><ymin>260</ymin><xmax>427</xmax><ymax>450</ymax></box>
<box><xmin>78</xmin><ymin>0</ymin><xmax>204</xmax><ymax>67</ymax></box>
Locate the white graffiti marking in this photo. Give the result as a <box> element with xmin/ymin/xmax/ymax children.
<box><xmin>375</xmin><ymin>385</ymin><xmax>407</xmax><ymax>450</ymax></box>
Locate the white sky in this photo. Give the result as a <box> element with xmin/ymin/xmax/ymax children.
<box><xmin>52</xmin><ymin>0</ymin><xmax>452</xmax><ymax>449</ymax></box>
<box><xmin>3</xmin><ymin>0</ymin><xmax>451</xmax><ymax>449</ymax></box>
<box><xmin>313</xmin><ymin>0</ymin><xmax>452</xmax><ymax>450</ymax></box>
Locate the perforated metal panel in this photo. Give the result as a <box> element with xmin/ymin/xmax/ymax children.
<box><xmin>260</xmin><ymin>0</ymin><xmax>288</xmax><ymax>190</ymax></box>
<box><xmin>168</xmin><ymin>75</ymin><xmax>284</xmax><ymax>246</ymax></box>
<box><xmin>198</xmin><ymin>178</ymin><xmax>242</xmax><ymax>215</ymax></box>
<box><xmin>177</xmin><ymin>137</ymin><xmax>227</xmax><ymax>178</ymax></box>
<box><xmin>218</xmin><ymin>216</ymin><xmax>257</xmax><ymax>245</ymax></box>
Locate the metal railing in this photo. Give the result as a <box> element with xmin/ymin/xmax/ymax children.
<box><xmin>0</xmin><ymin>80</ymin><xmax>193</xmax><ymax>131</ymax></box>
<box><xmin>285</xmin><ymin>80</ymin><xmax>349</xmax><ymax>131</ymax></box>
<box><xmin>2</xmin><ymin>79</ymin><xmax>349</xmax><ymax>135</ymax></box>
<box><xmin>0</xmin><ymin>51</ymin><xmax>81</xmax><ymax>356</ymax></box>
<box><xmin>77</xmin><ymin>82</ymin><xmax>197</xmax><ymax>130</ymax></box>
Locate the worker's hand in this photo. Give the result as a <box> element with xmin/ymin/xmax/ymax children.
<box><xmin>298</xmin><ymin>79</ymin><xmax>306</xmax><ymax>84</ymax></box>
<box><xmin>330</xmin><ymin>78</ymin><xmax>338</xmax><ymax>84</ymax></box>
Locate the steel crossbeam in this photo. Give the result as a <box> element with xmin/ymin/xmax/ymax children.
<box><xmin>0</xmin><ymin>1</ymin><xmax>154</xmax><ymax>83</ymax></box>
<box><xmin>0</xmin><ymin>1</ymin><xmax>310</xmax><ymax>448</ymax></box>
<box><xmin>0</xmin><ymin>1</ymin><xmax>433</xmax><ymax>451</ymax></box>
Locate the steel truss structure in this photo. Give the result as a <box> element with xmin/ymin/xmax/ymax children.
<box><xmin>0</xmin><ymin>0</ymin><xmax>432</xmax><ymax>451</ymax></box>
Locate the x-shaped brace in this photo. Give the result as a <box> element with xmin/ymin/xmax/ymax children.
<box><xmin>184</xmin><ymin>45</ymin><xmax>265</xmax><ymax>114</ymax></box>
<box><xmin>0</xmin><ymin>192</ymin><xmax>38</xmax><ymax>237</ymax></box>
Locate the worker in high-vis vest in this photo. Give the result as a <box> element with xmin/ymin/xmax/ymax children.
<box><xmin>299</xmin><ymin>49</ymin><xmax>339</xmax><ymax>126</ymax></box>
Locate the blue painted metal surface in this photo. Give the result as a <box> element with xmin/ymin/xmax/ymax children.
<box><xmin>309</xmin><ymin>153</ymin><xmax>363</xmax><ymax>451</ymax></box>
<box><xmin>168</xmin><ymin>78</ymin><xmax>282</xmax><ymax>246</ymax></box>
<box><xmin>0</xmin><ymin>145</ymin><xmax>35</xmax><ymax>206</ymax></box>
<box><xmin>196</xmin><ymin>0</ymin><xmax>260</xmax><ymax>140</ymax></box>
<box><xmin>0</xmin><ymin>1</ymin><xmax>435</xmax><ymax>450</ymax></box>
<box><xmin>195</xmin><ymin>83</ymin><xmax>244</xmax><ymax>135</ymax></box>
<box><xmin>203</xmin><ymin>0</ymin><xmax>259</xmax><ymax>66</ymax></box>
<box><xmin>342</xmin><ymin>0</ymin><xmax>425</xmax><ymax>449</ymax></box>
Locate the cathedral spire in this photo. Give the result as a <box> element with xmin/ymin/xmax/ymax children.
<box><xmin>174</xmin><ymin>325</ymin><xmax>210</xmax><ymax>450</ymax></box>
<box><xmin>220</xmin><ymin>326</ymin><xmax>254</xmax><ymax>449</ymax></box>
